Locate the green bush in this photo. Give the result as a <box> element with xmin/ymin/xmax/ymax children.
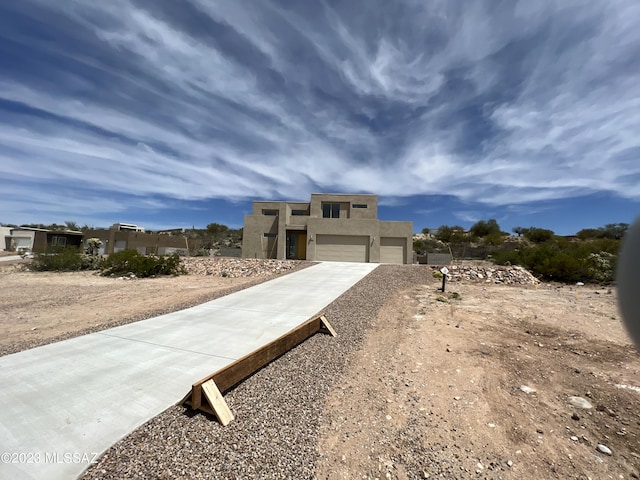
<box><xmin>100</xmin><ymin>250</ymin><xmax>186</xmax><ymax>278</ymax></box>
<box><xmin>492</xmin><ymin>238</ymin><xmax>619</xmax><ymax>283</ymax></box>
<box><xmin>31</xmin><ymin>246</ymin><xmax>92</xmax><ymax>272</ymax></box>
<box><xmin>470</xmin><ymin>219</ymin><xmax>501</xmax><ymax>238</ymax></box>
<box><xmin>483</xmin><ymin>231</ymin><xmax>507</xmax><ymax>246</ymax></box>
<box><xmin>523</xmin><ymin>227</ymin><xmax>555</xmax><ymax>243</ymax></box>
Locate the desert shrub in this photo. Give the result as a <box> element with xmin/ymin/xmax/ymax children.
<box><xmin>522</xmin><ymin>227</ymin><xmax>555</xmax><ymax>243</ymax></box>
<box><xmin>578</xmin><ymin>223</ymin><xmax>629</xmax><ymax>240</ymax></box>
<box><xmin>483</xmin><ymin>231</ymin><xmax>507</xmax><ymax>246</ymax></box>
<box><xmin>434</xmin><ymin>225</ymin><xmax>466</xmax><ymax>243</ymax></box>
<box><xmin>470</xmin><ymin>219</ymin><xmax>501</xmax><ymax>238</ymax></box>
<box><xmin>586</xmin><ymin>251</ymin><xmax>615</xmax><ymax>283</ymax></box>
<box><xmin>492</xmin><ymin>249</ymin><xmax>521</xmax><ymax>266</ymax></box>
<box><xmin>493</xmin><ymin>238</ymin><xmax>619</xmax><ymax>283</ymax></box>
<box><xmin>31</xmin><ymin>246</ymin><xmax>92</xmax><ymax>272</ymax></box>
<box><xmin>100</xmin><ymin>250</ymin><xmax>185</xmax><ymax>278</ymax></box>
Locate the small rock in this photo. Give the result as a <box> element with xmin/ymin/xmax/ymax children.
<box><xmin>570</xmin><ymin>436</ymin><xmax>579</xmax><ymax>441</ymax></box>
<box><xmin>571</xmin><ymin>413</ymin><xmax>580</xmax><ymax>421</ymax></box>
<box><xmin>596</xmin><ymin>444</ymin><xmax>612</xmax><ymax>456</ymax></box>
<box><xmin>520</xmin><ymin>385</ymin><xmax>536</xmax><ymax>394</ymax></box>
<box><xmin>568</xmin><ymin>396</ymin><xmax>593</xmax><ymax>409</ymax></box>
<box><xmin>506</xmin><ymin>460</ymin><xmax>513</xmax><ymax>467</ymax></box>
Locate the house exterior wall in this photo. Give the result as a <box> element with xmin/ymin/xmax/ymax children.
<box><xmin>84</xmin><ymin>229</ymin><xmax>188</xmax><ymax>255</ymax></box>
<box><xmin>242</xmin><ymin>194</ymin><xmax>413</xmax><ymax>263</ymax></box>
<box><xmin>0</xmin><ymin>227</ymin><xmax>12</xmax><ymax>251</ymax></box>
<box><xmin>7</xmin><ymin>230</ymin><xmax>35</xmax><ymax>251</ymax></box>
<box><xmin>6</xmin><ymin>228</ymin><xmax>82</xmax><ymax>252</ymax></box>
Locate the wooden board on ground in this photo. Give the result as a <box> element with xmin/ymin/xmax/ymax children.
<box><xmin>182</xmin><ymin>313</ymin><xmax>336</xmax><ymax>424</ymax></box>
<box><xmin>201</xmin><ymin>379</ymin><xmax>234</xmax><ymax>426</ymax></box>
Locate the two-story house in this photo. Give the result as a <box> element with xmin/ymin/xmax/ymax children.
<box><xmin>242</xmin><ymin>193</ymin><xmax>413</xmax><ymax>264</ymax></box>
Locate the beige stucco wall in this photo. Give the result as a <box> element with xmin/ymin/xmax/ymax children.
<box><xmin>309</xmin><ymin>194</ymin><xmax>377</xmax><ymax>220</ymax></box>
<box><xmin>241</xmin><ymin>214</ymin><xmax>279</xmax><ymax>259</ymax></box>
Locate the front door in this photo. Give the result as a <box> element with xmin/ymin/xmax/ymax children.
<box><xmin>286</xmin><ymin>232</ymin><xmax>307</xmax><ymax>260</ymax></box>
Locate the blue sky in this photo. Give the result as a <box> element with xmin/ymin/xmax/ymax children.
<box><xmin>1</xmin><ymin>1</ymin><xmax>639</xmax><ymax>235</ymax></box>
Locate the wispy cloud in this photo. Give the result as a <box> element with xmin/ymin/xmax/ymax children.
<box><xmin>0</xmin><ymin>0</ymin><xmax>639</xmax><ymax>226</ymax></box>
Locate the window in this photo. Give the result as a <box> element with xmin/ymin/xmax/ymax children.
<box><xmin>51</xmin><ymin>236</ymin><xmax>67</xmax><ymax>247</ymax></box>
<box><xmin>263</xmin><ymin>233</ymin><xmax>277</xmax><ymax>238</ymax></box>
<box><xmin>352</xmin><ymin>204</ymin><xmax>368</xmax><ymax>209</ymax></box>
<box><xmin>291</xmin><ymin>209</ymin><xmax>308</xmax><ymax>216</ymax></box>
<box><xmin>262</xmin><ymin>209</ymin><xmax>279</xmax><ymax>216</ymax></box>
<box><xmin>322</xmin><ymin>203</ymin><xmax>341</xmax><ymax>218</ymax></box>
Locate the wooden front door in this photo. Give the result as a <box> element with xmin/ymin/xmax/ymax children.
<box><xmin>286</xmin><ymin>232</ymin><xmax>307</xmax><ymax>260</ymax></box>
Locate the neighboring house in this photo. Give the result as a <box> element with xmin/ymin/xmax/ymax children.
<box><xmin>4</xmin><ymin>227</ymin><xmax>83</xmax><ymax>252</ymax></box>
<box><xmin>83</xmin><ymin>223</ymin><xmax>188</xmax><ymax>255</ymax></box>
<box><xmin>242</xmin><ymin>193</ymin><xmax>413</xmax><ymax>264</ymax></box>
<box><xmin>0</xmin><ymin>227</ymin><xmax>11</xmax><ymax>251</ymax></box>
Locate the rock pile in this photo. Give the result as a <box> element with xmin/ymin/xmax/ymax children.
<box><xmin>180</xmin><ymin>257</ymin><xmax>306</xmax><ymax>278</ymax></box>
<box><xmin>432</xmin><ymin>264</ymin><xmax>539</xmax><ymax>285</ymax></box>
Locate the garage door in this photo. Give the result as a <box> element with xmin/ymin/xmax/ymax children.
<box><xmin>12</xmin><ymin>237</ymin><xmax>32</xmax><ymax>250</ymax></box>
<box><xmin>316</xmin><ymin>235</ymin><xmax>368</xmax><ymax>262</ymax></box>
<box><xmin>380</xmin><ymin>237</ymin><xmax>405</xmax><ymax>264</ymax></box>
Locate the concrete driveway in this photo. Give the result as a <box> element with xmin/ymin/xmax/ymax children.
<box><xmin>0</xmin><ymin>255</ymin><xmax>23</xmax><ymax>262</ymax></box>
<box><xmin>0</xmin><ymin>261</ymin><xmax>378</xmax><ymax>480</ymax></box>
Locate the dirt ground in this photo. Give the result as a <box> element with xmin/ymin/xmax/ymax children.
<box><xmin>1</xmin><ymin>261</ymin><xmax>639</xmax><ymax>478</ymax></box>
<box><xmin>316</xmin><ymin>281</ymin><xmax>640</xmax><ymax>479</ymax></box>
<box><xmin>0</xmin><ymin>261</ymin><xmax>260</xmax><ymax>356</ymax></box>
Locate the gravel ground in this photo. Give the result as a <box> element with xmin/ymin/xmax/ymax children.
<box><xmin>81</xmin><ymin>264</ymin><xmax>429</xmax><ymax>479</ymax></box>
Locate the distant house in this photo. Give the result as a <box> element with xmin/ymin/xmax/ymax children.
<box><xmin>242</xmin><ymin>193</ymin><xmax>413</xmax><ymax>264</ymax></box>
<box><xmin>83</xmin><ymin>223</ymin><xmax>188</xmax><ymax>255</ymax></box>
<box><xmin>3</xmin><ymin>227</ymin><xmax>83</xmax><ymax>252</ymax></box>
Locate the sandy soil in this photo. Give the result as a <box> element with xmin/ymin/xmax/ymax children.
<box><xmin>316</xmin><ymin>282</ymin><xmax>640</xmax><ymax>479</ymax></box>
<box><xmin>0</xmin><ymin>262</ymin><xmax>261</xmax><ymax>356</ymax></box>
<box><xmin>2</xmin><ymin>261</ymin><xmax>639</xmax><ymax>478</ymax></box>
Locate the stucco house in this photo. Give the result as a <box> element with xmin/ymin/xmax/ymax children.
<box><xmin>242</xmin><ymin>194</ymin><xmax>413</xmax><ymax>264</ymax></box>
<box><xmin>83</xmin><ymin>223</ymin><xmax>188</xmax><ymax>255</ymax></box>
<box><xmin>3</xmin><ymin>227</ymin><xmax>83</xmax><ymax>253</ymax></box>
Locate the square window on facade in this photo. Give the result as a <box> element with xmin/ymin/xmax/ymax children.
<box><xmin>322</xmin><ymin>203</ymin><xmax>341</xmax><ymax>218</ymax></box>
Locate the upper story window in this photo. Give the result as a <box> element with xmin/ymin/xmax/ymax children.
<box><xmin>262</xmin><ymin>209</ymin><xmax>279</xmax><ymax>216</ymax></box>
<box><xmin>291</xmin><ymin>210</ymin><xmax>308</xmax><ymax>216</ymax></box>
<box><xmin>352</xmin><ymin>204</ymin><xmax>368</xmax><ymax>209</ymax></box>
<box><xmin>322</xmin><ymin>203</ymin><xmax>341</xmax><ymax>218</ymax></box>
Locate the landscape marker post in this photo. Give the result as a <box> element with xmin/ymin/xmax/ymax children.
<box><xmin>440</xmin><ymin>266</ymin><xmax>449</xmax><ymax>292</ymax></box>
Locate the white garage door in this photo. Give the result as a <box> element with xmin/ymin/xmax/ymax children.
<box><xmin>380</xmin><ymin>237</ymin><xmax>405</xmax><ymax>264</ymax></box>
<box><xmin>316</xmin><ymin>235</ymin><xmax>368</xmax><ymax>262</ymax></box>
<box><xmin>12</xmin><ymin>237</ymin><xmax>33</xmax><ymax>249</ymax></box>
